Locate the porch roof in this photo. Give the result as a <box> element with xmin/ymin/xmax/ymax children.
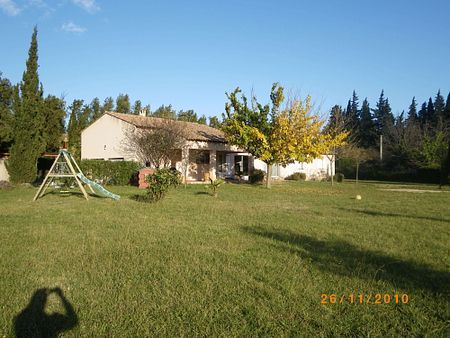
<box><xmin>107</xmin><ymin>112</ymin><xmax>227</xmax><ymax>143</ymax></box>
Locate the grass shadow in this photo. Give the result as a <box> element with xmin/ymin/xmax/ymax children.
<box><xmin>14</xmin><ymin>287</ymin><xmax>78</xmax><ymax>338</ymax></box>
<box><xmin>41</xmin><ymin>190</ymin><xmax>105</xmax><ymax>199</ymax></box>
<box><xmin>242</xmin><ymin>226</ymin><xmax>450</xmax><ymax>295</ymax></box>
<box><xmin>338</xmin><ymin>207</ymin><xmax>450</xmax><ymax>223</ymax></box>
<box><xmin>195</xmin><ymin>191</ymin><xmax>210</xmax><ymax>195</ymax></box>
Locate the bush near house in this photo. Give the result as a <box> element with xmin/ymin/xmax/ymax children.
<box><xmin>140</xmin><ymin>168</ymin><xmax>182</xmax><ymax>202</ymax></box>
<box><xmin>249</xmin><ymin>169</ymin><xmax>265</xmax><ymax>184</ymax></box>
<box><xmin>80</xmin><ymin>160</ymin><xmax>140</xmax><ymax>185</ymax></box>
<box><xmin>334</xmin><ymin>173</ymin><xmax>345</xmax><ymax>183</ymax></box>
<box><xmin>285</xmin><ymin>172</ymin><xmax>306</xmax><ymax>181</ymax></box>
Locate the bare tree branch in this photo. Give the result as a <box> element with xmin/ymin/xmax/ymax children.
<box><xmin>122</xmin><ymin>119</ymin><xmax>187</xmax><ymax>169</ymax></box>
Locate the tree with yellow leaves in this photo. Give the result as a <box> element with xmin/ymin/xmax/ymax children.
<box><xmin>223</xmin><ymin>83</ymin><xmax>346</xmax><ymax>188</ymax></box>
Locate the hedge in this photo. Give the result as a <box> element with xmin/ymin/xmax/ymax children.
<box><xmin>285</xmin><ymin>172</ymin><xmax>306</xmax><ymax>181</ymax></box>
<box><xmin>80</xmin><ymin>160</ymin><xmax>141</xmax><ymax>186</ymax></box>
<box><xmin>337</xmin><ymin>159</ymin><xmax>443</xmax><ymax>184</ymax></box>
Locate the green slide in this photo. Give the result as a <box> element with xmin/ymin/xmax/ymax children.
<box><xmin>77</xmin><ymin>173</ymin><xmax>121</xmax><ymax>201</ymax></box>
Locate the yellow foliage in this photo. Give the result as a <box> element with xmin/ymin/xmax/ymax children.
<box><xmin>270</xmin><ymin>97</ymin><xmax>328</xmax><ymax>164</ymax></box>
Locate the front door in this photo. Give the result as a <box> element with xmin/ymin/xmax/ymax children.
<box><xmin>234</xmin><ymin>155</ymin><xmax>249</xmax><ymax>176</ymax></box>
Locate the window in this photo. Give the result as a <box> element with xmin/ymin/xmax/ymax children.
<box><xmin>234</xmin><ymin>155</ymin><xmax>249</xmax><ymax>175</ymax></box>
<box><xmin>194</xmin><ymin>151</ymin><xmax>210</xmax><ymax>164</ymax></box>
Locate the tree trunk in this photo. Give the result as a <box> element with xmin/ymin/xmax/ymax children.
<box><xmin>331</xmin><ymin>159</ymin><xmax>334</xmax><ymax>187</ymax></box>
<box><xmin>266</xmin><ymin>163</ymin><xmax>272</xmax><ymax>188</ymax></box>
<box><xmin>328</xmin><ymin>155</ymin><xmax>334</xmax><ymax>187</ymax></box>
<box><xmin>356</xmin><ymin>161</ymin><xmax>359</xmax><ymax>185</ymax></box>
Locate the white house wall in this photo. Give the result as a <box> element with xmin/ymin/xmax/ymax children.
<box><xmin>253</xmin><ymin>155</ymin><xmax>334</xmax><ymax>180</ymax></box>
<box><xmin>0</xmin><ymin>158</ymin><xmax>10</xmax><ymax>181</ymax></box>
<box><xmin>81</xmin><ymin>114</ymin><xmax>136</xmax><ymax>161</ymax></box>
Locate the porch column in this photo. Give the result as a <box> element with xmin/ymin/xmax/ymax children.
<box><xmin>181</xmin><ymin>146</ymin><xmax>190</xmax><ymax>183</ymax></box>
<box><xmin>209</xmin><ymin>150</ymin><xmax>217</xmax><ymax>180</ymax></box>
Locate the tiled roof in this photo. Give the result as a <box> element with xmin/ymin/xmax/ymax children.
<box><xmin>106</xmin><ymin>112</ymin><xmax>227</xmax><ymax>143</ymax></box>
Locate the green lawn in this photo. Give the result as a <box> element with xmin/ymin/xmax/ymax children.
<box><xmin>1</xmin><ymin>181</ymin><xmax>449</xmax><ymax>337</ymax></box>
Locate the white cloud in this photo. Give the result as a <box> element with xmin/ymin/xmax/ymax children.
<box><xmin>72</xmin><ymin>0</ymin><xmax>99</xmax><ymax>14</ymax></box>
<box><xmin>62</xmin><ymin>21</ymin><xmax>87</xmax><ymax>33</ymax></box>
<box><xmin>0</xmin><ymin>0</ymin><xmax>21</xmax><ymax>16</ymax></box>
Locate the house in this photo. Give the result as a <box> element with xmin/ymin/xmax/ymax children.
<box><xmin>81</xmin><ymin>112</ymin><xmax>334</xmax><ymax>182</ymax></box>
<box><xmin>0</xmin><ymin>154</ymin><xmax>9</xmax><ymax>182</ymax></box>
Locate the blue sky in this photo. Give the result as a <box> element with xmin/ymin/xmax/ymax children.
<box><xmin>1</xmin><ymin>0</ymin><xmax>449</xmax><ymax>118</ymax></box>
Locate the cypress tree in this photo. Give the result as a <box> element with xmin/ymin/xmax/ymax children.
<box><xmin>9</xmin><ymin>27</ymin><xmax>45</xmax><ymax>183</ymax></box>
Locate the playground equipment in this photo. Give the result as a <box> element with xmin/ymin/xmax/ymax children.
<box><xmin>33</xmin><ymin>149</ymin><xmax>120</xmax><ymax>201</ymax></box>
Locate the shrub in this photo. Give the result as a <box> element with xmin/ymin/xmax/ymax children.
<box><xmin>140</xmin><ymin>168</ymin><xmax>181</xmax><ymax>202</ymax></box>
<box><xmin>0</xmin><ymin>180</ymin><xmax>13</xmax><ymax>190</ymax></box>
<box><xmin>205</xmin><ymin>178</ymin><xmax>225</xmax><ymax>197</ymax></box>
<box><xmin>285</xmin><ymin>172</ymin><xmax>306</xmax><ymax>181</ymax></box>
<box><xmin>249</xmin><ymin>169</ymin><xmax>265</xmax><ymax>184</ymax></box>
<box><xmin>80</xmin><ymin>160</ymin><xmax>140</xmax><ymax>186</ymax></box>
<box><xmin>334</xmin><ymin>173</ymin><xmax>345</xmax><ymax>183</ymax></box>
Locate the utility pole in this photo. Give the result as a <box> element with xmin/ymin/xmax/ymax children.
<box><xmin>380</xmin><ymin>135</ymin><xmax>383</xmax><ymax>161</ymax></box>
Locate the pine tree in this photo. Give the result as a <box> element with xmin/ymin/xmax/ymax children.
<box><xmin>132</xmin><ymin>100</ymin><xmax>142</xmax><ymax>115</ymax></box>
<box><xmin>0</xmin><ymin>73</ymin><xmax>14</xmax><ymax>152</ymax></box>
<box><xmin>91</xmin><ymin>97</ymin><xmax>101</xmax><ymax>120</ymax></box>
<box><xmin>425</xmin><ymin>97</ymin><xmax>435</xmax><ymax>128</ymax></box>
<box><xmin>434</xmin><ymin>90</ymin><xmax>445</xmax><ymax>130</ymax></box>
<box><xmin>152</xmin><ymin>104</ymin><xmax>177</xmax><ymax>119</ymax></box>
<box><xmin>67</xmin><ymin>99</ymin><xmax>83</xmax><ymax>159</ymax></box>
<box><xmin>326</xmin><ymin>105</ymin><xmax>345</xmax><ymax>133</ymax></box>
<box><xmin>42</xmin><ymin>95</ymin><xmax>65</xmax><ymax>152</ymax></box>
<box><xmin>406</xmin><ymin>97</ymin><xmax>418</xmax><ymax>123</ymax></box>
<box><xmin>373</xmin><ymin>90</ymin><xmax>394</xmax><ymax>136</ymax></box>
<box><xmin>347</xmin><ymin>91</ymin><xmax>360</xmax><ymax>141</ymax></box>
<box><xmin>116</xmin><ymin>94</ymin><xmax>130</xmax><ymax>114</ymax></box>
<box><xmin>208</xmin><ymin>116</ymin><xmax>221</xmax><ymax>129</ymax></box>
<box><xmin>444</xmin><ymin>92</ymin><xmax>450</xmax><ymax>128</ymax></box>
<box><xmin>197</xmin><ymin>115</ymin><xmax>207</xmax><ymax>125</ymax></box>
<box><xmin>359</xmin><ymin>98</ymin><xmax>377</xmax><ymax>148</ymax></box>
<box><xmin>418</xmin><ymin>101</ymin><xmax>427</xmax><ymax>126</ymax></box>
<box><xmin>9</xmin><ymin>27</ymin><xmax>45</xmax><ymax>183</ymax></box>
<box><xmin>79</xmin><ymin>104</ymin><xmax>92</xmax><ymax>130</ymax></box>
<box><xmin>177</xmin><ymin>109</ymin><xmax>198</xmax><ymax>122</ymax></box>
<box><xmin>101</xmin><ymin>97</ymin><xmax>114</xmax><ymax>114</ymax></box>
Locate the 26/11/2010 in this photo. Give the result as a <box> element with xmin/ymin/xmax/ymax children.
<box><xmin>321</xmin><ymin>293</ymin><xmax>409</xmax><ymax>305</ymax></box>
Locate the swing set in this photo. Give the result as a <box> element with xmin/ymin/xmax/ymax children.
<box><xmin>33</xmin><ymin>149</ymin><xmax>120</xmax><ymax>201</ymax></box>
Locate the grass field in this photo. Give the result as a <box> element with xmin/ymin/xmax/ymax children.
<box><xmin>1</xmin><ymin>181</ymin><xmax>449</xmax><ymax>337</ymax></box>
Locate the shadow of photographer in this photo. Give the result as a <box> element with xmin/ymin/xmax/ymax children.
<box><xmin>14</xmin><ymin>287</ymin><xmax>78</xmax><ymax>338</ymax></box>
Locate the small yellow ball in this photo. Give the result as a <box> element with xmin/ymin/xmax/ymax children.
<box><xmin>356</xmin><ymin>195</ymin><xmax>362</xmax><ymax>200</ymax></box>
